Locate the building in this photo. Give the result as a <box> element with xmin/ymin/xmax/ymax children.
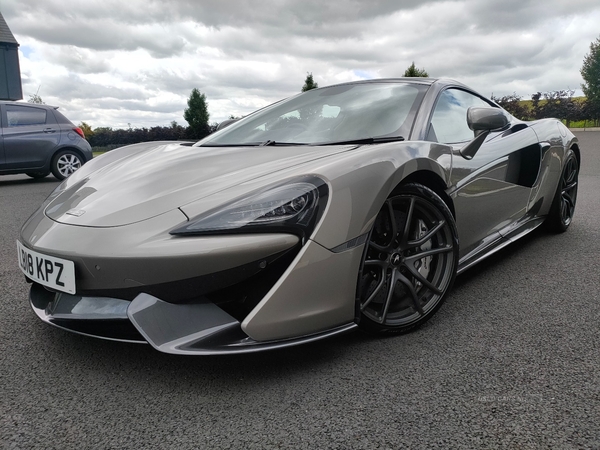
<box><xmin>0</xmin><ymin>12</ymin><xmax>22</xmax><ymax>101</ymax></box>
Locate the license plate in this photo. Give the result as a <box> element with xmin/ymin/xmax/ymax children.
<box><xmin>17</xmin><ymin>240</ymin><xmax>76</xmax><ymax>294</ymax></box>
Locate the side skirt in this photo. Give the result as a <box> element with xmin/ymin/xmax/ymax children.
<box><xmin>457</xmin><ymin>216</ymin><xmax>545</xmax><ymax>275</ymax></box>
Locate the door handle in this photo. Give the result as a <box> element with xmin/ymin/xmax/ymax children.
<box><xmin>43</xmin><ymin>128</ymin><xmax>56</xmax><ymax>133</ymax></box>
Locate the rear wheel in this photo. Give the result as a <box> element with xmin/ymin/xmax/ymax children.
<box><xmin>546</xmin><ymin>149</ymin><xmax>578</xmax><ymax>233</ymax></box>
<box><xmin>356</xmin><ymin>183</ymin><xmax>459</xmax><ymax>334</ymax></box>
<box><xmin>25</xmin><ymin>172</ymin><xmax>49</xmax><ymax>179</ymax></box>
<box><xmin>51</xmin><ymin>150</ymin><xmax>83</xmax><ymax>180</ymax></box>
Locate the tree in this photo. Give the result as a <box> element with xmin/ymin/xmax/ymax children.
<box><xmin>169</xmin><ymin>121</ymin><xmax>186</xmax><ymax>140</ymax></box>
<box><xmin>582</xmin><ymin>98</ymin><xmax>600</xmax><ymax>126</ymax></box>
<box><xmin>491</xmin><ymin>93</ymin><xmax>530</xmax><ymax>120</ymax></box>
<box><xmin>403</xmin><ymin>62</ymin><xmax>429</xmax><ymax>77</ymax></box>
<box><xmin>184</xmin><ymin>88</ymin><xmax>210</xmax><ymax>139</ymax></box>
<box><xmin>301</xmin><ymin>72</ymin><xmax>319</xmax><ymax>92</ymax></box>
<box><xmin>529</xmin><ymin>90</ymin><xmax>584</xmax><ymax>126</ymax></box>
<box><xmin>28</xmin><ymin>86</ymin><xmax>44</xmax><ymax>104</ymax></box>
<box><xmin>581</xmin><ymin>36</ymin><xmax>600</xmax><ymax>125</ymax></box>
<box><xmin>78</xmin><ymin>122</ymin><xmax>94</xmax><ymax>139</ymax></box>
<box><xmin>28</xmin><ymin>93</ymin><xmax>44</xmax><ymax>104</ymax></box>
<box><xmin>88</xmin><ymin>127</ymin><xmax>113</xmax><ymax>147</ymax></box>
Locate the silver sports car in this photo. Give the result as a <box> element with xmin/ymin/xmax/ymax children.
<box><xmin>18</xmin><ymin>78</ymin><xmax>580</xmax><ymax>355</ymax></box>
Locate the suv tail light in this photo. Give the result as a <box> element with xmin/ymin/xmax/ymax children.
<box><xmin>73</xmin><ymin>127</ymin><xmax>85</xmax><ymax>139</ymax></box>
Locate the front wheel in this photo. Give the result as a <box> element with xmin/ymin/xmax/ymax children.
<box><xmin>51</xmin><ymin>150</ymin><xmax>83</xmax><ymax>180</ymax></box>
<box><xmin>356</xmin><ymin>183</ymin><xmax>459</xmax><ymax>334</ymax></box>
<box><xmin>545</xmin><ymin>149</ymin><xmax>578</xmax><ymax>233</ymax></box>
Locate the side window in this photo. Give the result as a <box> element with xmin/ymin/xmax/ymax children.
<box><xmin>429</xmin><ymin>89</ymin><xmax>492</xmax><ymax>144</ymax></box>
<box><xmin>6</xmin><ymin>106</ymin><xmax>47</xmax><ymax>127</ymax></box>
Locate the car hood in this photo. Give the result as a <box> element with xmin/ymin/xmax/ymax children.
<box><xmin>45</xmin><ymin>141</ymin><xmax>353</xmax><ymax>227</ymax></box>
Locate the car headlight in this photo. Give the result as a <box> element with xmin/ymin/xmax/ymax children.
<box><xmin>170</xmin><ymin>176</ymin><xmax>329</xmax><ymax>242</ymax></box>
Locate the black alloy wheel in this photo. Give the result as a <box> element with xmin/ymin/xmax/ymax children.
<box><xmin>546</xmin><ymin>149</ymin><xmax>578</xmax><ymax>233</ymax></box>
<box><xmin>356</xmin><ymin>183</ymin><xmax>459</xmax><ymax>334</ymax></box>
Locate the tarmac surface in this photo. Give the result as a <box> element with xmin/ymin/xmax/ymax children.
<box><xmin>1</xmin><ymin>131</ymin><xmax>599</xmax><ymax>449</ymax></box>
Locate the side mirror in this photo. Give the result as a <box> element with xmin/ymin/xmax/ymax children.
<box><xmin>467</xmin><ymin>107</ymin><xmax>509</xmax><ymax>134</ymax></box>
<box><xmin>216</xmin><ymin>118</ymin><xmax>240</xmax><ymax>131</ymax></box>
<box><xmin>461</xmin><ymin>107</ymin><xmax>510</xmax><ymax>160</ymax></box>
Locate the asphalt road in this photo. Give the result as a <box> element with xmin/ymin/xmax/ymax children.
<box><xmin>1</xmin><ymin>131</ymin><xmax>599</xmax><ymax>449</ymax></box>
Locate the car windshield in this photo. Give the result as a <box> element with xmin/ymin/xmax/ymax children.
<box><xmin>196</xmin><ymin>82</ymin><xmax>427</xmax><ymax>147</ymax></box>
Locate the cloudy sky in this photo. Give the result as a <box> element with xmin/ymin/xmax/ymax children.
<box><xmin>3</xmin><ymin>0</ymin><xmax>600</xmax><ymax>129</ymax></box>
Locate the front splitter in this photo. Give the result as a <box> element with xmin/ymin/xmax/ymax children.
<box><xmin>29</xmin><ymin>284</ymin><xmax>357</xmax><ymax>355</ymax></box>
<box><xmin>30</xmin><ymin>283</ymin><xmax>145</xmax><ymax>343</ymax></box>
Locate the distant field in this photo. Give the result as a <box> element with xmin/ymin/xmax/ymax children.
<box><xmin>517</xmin><ymin>97</ymin><xmax>599</xmax><ymax>128</ymax></box>
<box><xmin>564</xmin><ymin>120</ymin><xmax>599</xmax><ymax>128</ymax></box>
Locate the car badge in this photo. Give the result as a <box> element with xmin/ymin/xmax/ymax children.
<box><xmin>66</xmin><ymin>209</ymin><xmax>86</xmax><ymax>217</ymax></box>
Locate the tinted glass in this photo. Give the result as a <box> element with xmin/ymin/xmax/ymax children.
<box><xmin>430</xmin><ymin>89</ymin><xmax>492</xmax><ymax>144</ymax></box>
<box><xmin>6</xmin><ymin>106</ymin><xmax>47</xmax><ymax>127</ymax></box>
<box><xmin>198</xmin><ymin>83</ymin><xmax>427</xmax><ymax>146</ymax></box>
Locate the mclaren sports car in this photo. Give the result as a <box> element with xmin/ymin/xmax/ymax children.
<box><xmin>18</xmin><ymin>78</ymin><xmax>580</xmax><ymax>355</ymax></box>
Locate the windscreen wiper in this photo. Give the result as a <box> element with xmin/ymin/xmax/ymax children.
<box><xmin>199</xmin><ymin>141</ymin><xmax>306</xmax><ymax>147</ymax></box>
<box><xmin>198</xmin><ymin>143</ymin><xmax>260</xmax><ymax>147</ymax></box>
<box><xmin>201</xmin><ymin>136</ymin><xmax>404</xmax><ymax>147</ymax></box>
<box><xmin>321</xmin><ymin>136</ymin><xmax>405</xmax><ymax>146</ymax></box>
<box><xmin>259</xmin><ymin>140</ymin><xmax>308</xmax><ymax>146</ymax></box>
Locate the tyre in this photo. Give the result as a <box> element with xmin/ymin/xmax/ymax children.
<box><xmin>356</xmin><ymin>183</ymin><xmax>459</xmax><ymax>334</ymax></box>
<box><xmin>25</xmin><ymin>172</ymin><xmax>49</xmax><ymax>179</ymax></box>
<box><xmin>51</xmin><ymin>150</ymin><xmax>83</xmax><ymax>180</ymax></box>
<box><xmin>545</xmin><ymin>149</ymin><xmax>578</xmax><ymax>233</ymax></box>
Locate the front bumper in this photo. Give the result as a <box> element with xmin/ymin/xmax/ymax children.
<box><xmin>21</xmin><ymin>208</ymin><xmax>300</xmax><ymax>299</ymax></box>
<box><xmin>23</xmin><ymin>208</ymin><xmax>365</xmax><ymax>349</ymax></box>
<box><xmin>30</xmin><ymin>284</ymin><xmax>357</xmax><ymax>355</ymax></box>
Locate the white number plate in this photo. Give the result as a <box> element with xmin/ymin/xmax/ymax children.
<box><xmin>17</xmin><ymin>240</ymin><xmax>76</xmax><ymax>294</ymax></box>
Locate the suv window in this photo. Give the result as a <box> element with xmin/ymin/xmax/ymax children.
<box><xmin>6</xmin><ymin>106</ymin><xmax>47</xmax><ymax>127</ymax></box>
<box><xmin>429</xmin><ymin>89</ymin><xmax>492</xmax><ymax>144</ymax></box>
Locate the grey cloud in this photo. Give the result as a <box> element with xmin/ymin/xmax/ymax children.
<box><xmin>42</xmin><ymin>75</ymin><xmax>148</xmax><ymax>101</ymax></box>
<box><xmin>6</xmin><ymin>0</ymin><xmax>460</xmax><ymax>52</ymax></box>
<box><xmin>468</xmin><ymin>0</ymin><xmax>600</xmax><ymax>31</ymax></box>
<box><xmin>7</xmin><ymin>0</ymin><xmax>443</xmax><ymax>28</ymax></box>
<box><xmin>44</xmin><ymin>47</ymin><xmax>111</xmax><ymax>74</ymax></box>
<box><xmin>4</xmin><ymin>0</ymin><xmax>599</xmax><ymax>128</ymax></box>
<box><xmin>10</xmin><ymin>15</ymin><xmax>189</xmax><ymax>57</ymax></box>
<box><xmin>82</xmin><ymin>98</ymin><xmax>184</xmax><ymax>115</ymax></box>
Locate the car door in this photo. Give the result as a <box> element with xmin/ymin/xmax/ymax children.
<box><xmin>2</xmin><ymin>104</ymin><xmax>60</xmax><ymax>170</ymax></box>
<box><xmin>427</xmin><ymin>88</ymin><xmax>541</xmax><ymax>259</ymax></box>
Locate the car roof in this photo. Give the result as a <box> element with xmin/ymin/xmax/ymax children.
<box><xmin>0</xmin><ymin>101</ymin><xmax>58</xmax><ymax>109</ymax></box>
<box><xmin>310</xmin><ymin>77</ymin><xmax>470</xmax><ymax>90</ymax></box>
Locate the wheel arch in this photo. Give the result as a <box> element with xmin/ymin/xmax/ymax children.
<box><xmin>310</xmin><ymin>151</ymin><xmax>454</xmax><ymax>250</ymax></box>
<box><xmin>392</xmin><ymin>169</ymin><xmax>456</xmax><ymax>219</ymax></box>
<box><xmin>52</xmin><ymin>146</ymin><xmax>88</xmax><ymax>164</ymax></box>
<box><xmin>570</xmin><ymin>142</ymin><xmax>581</xmax><ymax>168</ymax></box>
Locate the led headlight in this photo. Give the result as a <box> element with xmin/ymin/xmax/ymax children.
<box><xmin>170</xmin><ymin>176</ymin><xmax>329</xmax><ymax>241</ymax></box>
